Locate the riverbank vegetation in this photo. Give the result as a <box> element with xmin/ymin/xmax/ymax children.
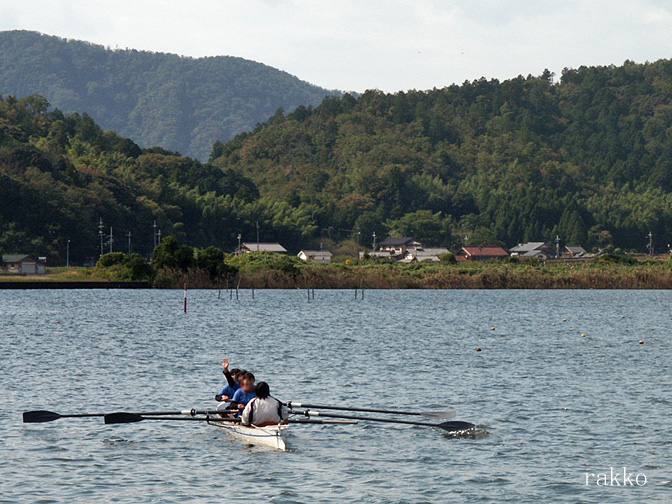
<box><xmin>76</xmin><ymin>238</ymin><xmax>672</xmax><ymax>289</ymax></box>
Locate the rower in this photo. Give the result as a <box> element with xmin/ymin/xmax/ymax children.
<box><xmin>241</xmin><ymin>382</ymin><xmax>288</xmax><ymax>427</ymax></box>
<box><xmin>230</xmin><ymin>372</ymin><xmax>257</xmax><ymax>411</ymax></box>
<box><xmin>215</xmin><ymin>357</ymin><xmax>243</xmax><ymax>402</ymax></box>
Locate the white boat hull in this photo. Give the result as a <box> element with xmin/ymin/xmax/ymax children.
<box><xmin>212</xmin><ymin>422</ymin><xmax>288</xmax><ymax>451</ymax></box>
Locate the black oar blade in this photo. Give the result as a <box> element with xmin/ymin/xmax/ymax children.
<box><xmin>436</xmin><ymin>420</ymin><xmax>475</xmax><ymax>432</ymax></box>
<box><xmin>104</xmin><ymin>412</ymin><xmax>144</xmax><ymax>424</ymax></box>
<box><xmin>23</xmin><ymin>410</ymin><xmax>61</xmax><ymax>423</ymax></box>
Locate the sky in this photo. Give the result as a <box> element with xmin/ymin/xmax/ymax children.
<box><xmin>1</xmin><ymin>0</ymin><xmax>672</xmax><ymax>92</ymax></box>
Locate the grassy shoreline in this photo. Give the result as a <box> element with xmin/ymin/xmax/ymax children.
<box><xmin>5</xmin><ymin>260</ymin><xmax>672</xmax><ymax>289</ymax></box>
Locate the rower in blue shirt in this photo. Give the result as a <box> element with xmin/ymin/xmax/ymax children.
<box><xmin>231</xmin><ymin>371</ymin><xmax>256</xmax><ymax>412</ymax></box>
<box><xmin>215</xmin><ymin>357</ymin><xmax>243</xmax><ymax>402</ymax></box>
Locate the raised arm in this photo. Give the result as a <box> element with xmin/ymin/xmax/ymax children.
<box><xmin>221</xmin><ymin>357</ymin><xmax>235</xmax><ymax>387</ymax></box>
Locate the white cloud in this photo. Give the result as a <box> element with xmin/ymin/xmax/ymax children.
<box><xmin>1</xmin><ymin>0</ymin><xmax>671</xmax><ymax>92</ymax></box>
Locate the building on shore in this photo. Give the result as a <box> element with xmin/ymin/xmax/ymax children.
<box><xmin>238</xmin><ymin>242</ymin><xmax>287</xmax><ymax>254</ymax></box>
<box><xmin>378</xmin><ymin>237</ymin><xmax>422</xmax><ymax>256</ymax></box>
<box><xmin>297</xmin><ymin>250</ymin><xmax>333</xmax><ymax>263</ymax></box>
<box><xmin>509</xmin><ymin>242</ymin><xmax>554</xmax><ymax>260</ymax></box>
<box><xmin>456</xmin><ymin>246</ymin><xmax>509</xmax><ymax>261</ymax></box>
<box><xmin>401</xmin><ymin>247</ymin><xmax>450</xmax><ymax>263</ymax></box>
<box><xmin>2</xmin><ymin>254</ymin><xmax>47</xmax><ymax>274</ymax></box>
<box><xmin>563</xmin><ymin>245</ymin><xmax>587</xmax><ymax>258</ymax></box>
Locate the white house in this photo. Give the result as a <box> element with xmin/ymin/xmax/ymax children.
<box><xmin>297</xmin><ymin>250</ymin><xmax>333</xmax><ymax>263</ymax></box>
<box><xmin>400</xmin><ymin>247</ymin><xmax>450</xmax><ymax>263</ymax></box>
<box><xmin>379</xmin><ymin>237</ymin><xmax>422</xmax><ymax>255</ymax></box>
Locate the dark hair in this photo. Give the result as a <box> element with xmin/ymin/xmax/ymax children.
<box><xmin>256</xmin><ymin>381</ymin><xmax>270</xmax><ymax>399</ymax></box>
<box><xmin>240</xmin><ymin>371</ymin><xmax>255</xmax><ymax>383</ymax></box>
<box><xmin>230</xmin><ymin>368</ymin><xmax>242</xmax><ymax>375</ymax></box>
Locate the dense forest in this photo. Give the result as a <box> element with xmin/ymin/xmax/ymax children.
<box><xmin>212</xmin><ymin>60</ymin><xmax>672</xmax><ymax>252</ymax></box>
<box><xmin>0</xmin><ymin>30</ymin><xmax>333</xmax><ymax>159</ymax></box>
<box><xmin>0</xmin><ymin>95</ymin><xmax>316</xmax><ymax>262</ymax></box>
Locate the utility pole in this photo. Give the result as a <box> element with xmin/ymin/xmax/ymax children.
<box><xmin>98</xmin><ymin>217</ymin><xmax>104</xmax><ymax>258</ymax></box>
<box><xmin>647</xmin><ymin>231</ymin><xmax>653</xmax><ymax>256</ymax></box>
<box><xmin>109</xmin><ymin>226</ymin><xmax>113</xmax><ymax>254</ymax></box>
<box><xmin>66</xmin><ymin>239</ymin><xmax>70</xmax><ymax>268</ymax></box>
<box><xmin>372</xmin><ymin>231</ymin><xmax>377</xmax><ymax>251</ymax></box>
<box><xmin>153</xmin><ymin>220</ymin><xmax>157</xmax><ymax>249</ymax></box>
<box><xmin>555</xmin><ymin>235</ymin><xmax>560</xmax><ymax>258</ymax></box>
<box><xmin>256</xmin><ymin>220</ymin><xmax>260</xmax><ymax>251</ymax></box>
<box><xmin>237</xmin><ymin>233</ymin><xmax>242</xmax><ymax>255</ymax></box>
<box><xmin>127</xmin><ymin>231</ymin><xmax>132</xmax><ymax>255</ymax></box>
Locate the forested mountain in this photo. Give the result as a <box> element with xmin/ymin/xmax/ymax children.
<box><xmin>0</xmin><ymin>30</ymin><xmax>332</xmax><ymax>159</ymax></box>
<box><xmin>4</xmin><ymin>59</ymin><xmax>672</xmax><ymax>263</ymax></box>
<box><xmin>211</xmin><ymin>60</ymin><xmax>672</xmax><ymax>251</ymax></box>
<box><xmin>0</xmin><ymin>96</ymin><xmax>316</xmax><ymax>262</ymax></box>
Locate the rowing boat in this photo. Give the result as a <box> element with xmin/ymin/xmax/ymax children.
<box><xmin>211</xmin><ymin>421</ymin><xmax>288</xmax><ymax>451</ymax></box>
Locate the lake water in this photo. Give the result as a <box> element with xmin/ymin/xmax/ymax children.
<box><xmin>1</xmin><ymin>289</ymin><xmax>670</xmax><ymax>503</ymax></box>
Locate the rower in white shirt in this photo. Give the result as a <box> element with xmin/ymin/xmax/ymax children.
<box><xmin>240</xmin><ymin>381</ymin><xmax>288</xmax><ymax>427</ymax></box>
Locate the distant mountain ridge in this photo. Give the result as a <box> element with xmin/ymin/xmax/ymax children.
<box><xmin>0</xmin><ymin>30</ymin><xmax>334</xmax><ymax>159</ymax></box>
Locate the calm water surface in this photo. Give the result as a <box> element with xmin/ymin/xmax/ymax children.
<box><xmin>1</xmin><ymin>289</ymin><xmax>670</xmax><ymax>503</ymax></box>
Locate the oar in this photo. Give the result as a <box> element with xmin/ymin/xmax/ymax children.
<box><xmin>23</xmin><ymin>409</ymin><xmax>233</xmax><ymax>423</ymax></box>
<box><xmin>287</xmin><ymin>402</ymin><xmax>456</xmax><ymax>419</ymax></box>
<box><xmin>104</xmin><ymin>412</ymin><xmax>358</xmax><ymax>426</ymax></box>
<box><xmin>293</xmin><ymin>409</ymin><xmax>475</xmax><ymax>432</ymax></box>
<box><xmin>104</xmin><ymin>413</ymin><xmax>238</xmax><ymax>424</ymax></box>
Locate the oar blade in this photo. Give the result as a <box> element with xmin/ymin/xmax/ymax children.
<box><xmin>104</xmin><ymin>412</ymin><xmax>144</xmax><ymax>424</ymax></box>
<box><xmin>23</xmin><ymin>410</ymin><xmax>62</xmax><ymax>423</ymax></box>
<box><xmin>436</xmin><ymin>420</ymin><xmax>475</xmax><ymax>432</ymax></box>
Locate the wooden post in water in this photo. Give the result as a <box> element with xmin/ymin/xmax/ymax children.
<box><xmin>252</xmin><ymin>287</ymin><xmax>255</xmax><ymax>300</ymax></box>
<box><xmin>236</xmin><ymin>277</ymin><xmax>240</xmax><ymax>301</ymax></box>
<box><xmin>183</xmin><ymin>282</ymin><xmax>188</xmax><ymax>314</ymax></box>
<box><xmin>354</xmin><ymin>286</ymin><xmax>358</xmax><ymax>300</ymax></box>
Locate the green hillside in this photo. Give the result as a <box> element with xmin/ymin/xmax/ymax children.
<box><xmin>0</xmin><ymin>95</ymin><xmax>315</xmax><ymax>262</ymax></box>
<box><xmin>0</xmin><ymin>30</ymin><xmax>333</xmax><ymax>159</ymax></box>
<box><xmin>211</xmin><ymin>61</ymin><xmax>672</xmax><ymax>251</ymax></box>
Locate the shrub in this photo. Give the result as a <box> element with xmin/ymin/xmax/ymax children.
<box><xmin>97</xmin><ymin>252</ymin><xmax>127</xmax><ymax>267</ymax></box>
<box><xmin>126</xmin><ymin>253</ymin><xmax>153</xmax><ymax>281</ymax></box>
<box><xmin>439</xmin><ymin>252</ymin><xmax>456</xmax><ymax>264</ymax></box>
<box><xmin>598</xmin><ymin>251</ymin><xmax>636</xmax><ymax>265</ymax></box>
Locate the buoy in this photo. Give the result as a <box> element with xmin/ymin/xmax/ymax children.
<box><xmin>580</xmin><ymin>331</ymin><xmax>588</xmax><ymax>337</ymax></box>
<box><xmin>490</xmin><ymin>325</ymin><xmax>496</xmax><ymax>331</ymax></box>
<box><xmin>475</xmin><ymin>346</ymin><xmax>482</xmax><ymax>352</ymax></box>
<box><xmin>639</xmin><ymin>339</ymin><xmax>645</xmax><ymax>345</ymax></box>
